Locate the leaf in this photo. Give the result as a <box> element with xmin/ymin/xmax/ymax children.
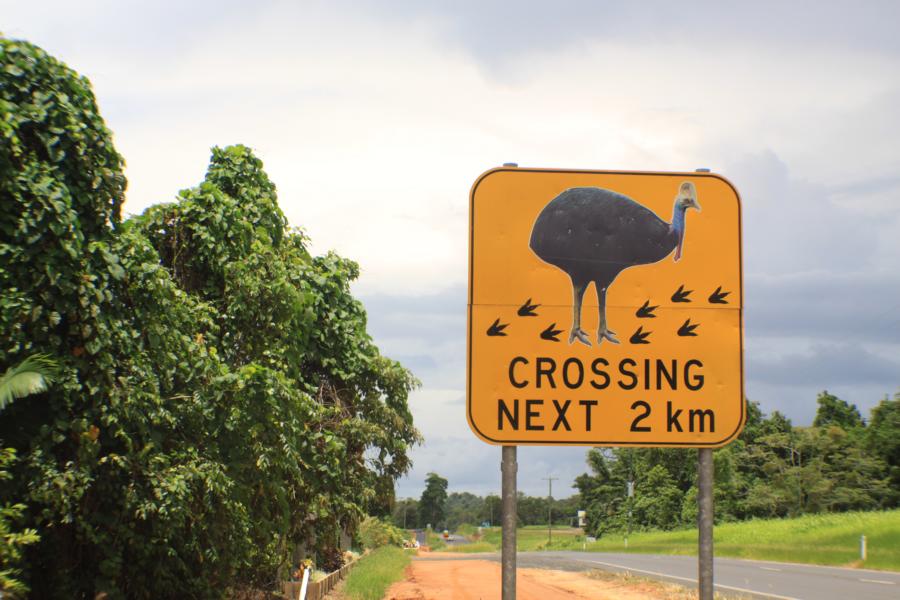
<box><xmin>0</xmin><ymin>353</ymin><xmax>59</xmax><ymax>411</ymax></box>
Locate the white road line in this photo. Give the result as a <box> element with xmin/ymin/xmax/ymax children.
<box><xmin>859</xmin><ymin>578</ymin><xmax>895</xmax><ymax>585</ymax></box>
<box><xmin>760</xmin><ymin>567</ymin><xmax>782</xmax><ymax>572</ymax></box>
<box><xmin>583</xmin><ymin>559</ymin><xmax>803</xmax><ymax>600</ymax></box>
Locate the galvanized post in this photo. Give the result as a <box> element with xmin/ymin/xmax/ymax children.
<box><xmin>698</xmin><ymin>448</ymin><xmax>714</xmax><ymax>600</ymax></box>
<box><xmin>501</xmin><ymin>445</ymin><xmax>517</xmax><ymax>600</ymax></box>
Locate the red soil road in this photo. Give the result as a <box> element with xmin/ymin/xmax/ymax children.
<box><xmin>384</xmin><ymin>555</ymin><xmax>671</xmax><ymax>600</ymax></box>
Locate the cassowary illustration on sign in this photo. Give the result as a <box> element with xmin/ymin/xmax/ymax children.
<box><xmin>529</xmin><ymin>182</ymin><xmax>700</xmax><ymax>346</ymax></box>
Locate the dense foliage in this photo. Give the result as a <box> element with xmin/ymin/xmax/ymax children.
<box><xmin>0</xmin><ymin>38</ymin><xmax>418</xmax><ymax>598</ymax></box>
<box><xmin>576</xmin><ymin>392</ymin><xmax>899</xmax><ymax>537</ymax></box>
<box><xmin>417</xmin><ymin>472</ymin><xmax>448</xmax><ymax>529</ymax></box>
<box><xmin>356</xmin><ymin>516</ymin><xmax>409</xmax><ymax>549</ymax></box>
<box><xmin>393</xmin><ymin>489</ymin><xmax>581</xmax><ymax>531</ymax></box>
<box><xmin>0</xmin><ymin>354</ymin><xmax>53</xmax><ymax>595</ymax></box>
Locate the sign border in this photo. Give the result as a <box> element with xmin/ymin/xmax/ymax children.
<box><xmin>467</xmin><ymin>167</ymin><xmax>745</xmax><ymax>447</ymax></box>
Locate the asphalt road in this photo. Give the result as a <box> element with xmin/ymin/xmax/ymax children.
<box><xmin>415</xmin><ymin>551</ymin><xmax>899</xmax><ymax>599</ymax></box>
<box><xmin>505</xmin><ymin>552</ymin><xmax>900</xmax><ymax>600</ymax></box>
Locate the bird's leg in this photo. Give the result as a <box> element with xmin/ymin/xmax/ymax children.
<box><xmin>596</xmin><ymin>286</ymin><xmax>620</xmax><ymax>344</ymax></box>
<box><xmin>569</xmin><ymin>278</ymin><xmax>591</xmax><ymax>346</ymax></box>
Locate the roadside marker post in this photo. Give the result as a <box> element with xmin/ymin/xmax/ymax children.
<box><xmin>467</xmin><ymin>164</ymin><xmax>743</xmax><ymax>599</ymax></box>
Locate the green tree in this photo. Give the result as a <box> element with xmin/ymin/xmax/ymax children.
<box><xmin>813</xmin><ymin>391</ymin><xmax>863</xmax><ymax>429</ymax></box>
<box><xmin>445</xmin><ymin>492</ymin><xmax>483</xmax><ymax>530</ymax></box>
<box><xmin>516</xmin><ymin>492</ymin><xmax>548</xmax><ymax>526</ymax></box>
<box><xmin>551</xmin><ymin>494</ymin><xmax>581</xmax><ymax>526</ymax></box>
<box><xmin>633</xmin><ymin>465</ymin><xmax>682</xmax><ymax>529</ymax></box>
<box><xmin>483</xmin><ymin>494</ymin><xmax>501</xmax><ymax>527</ymax></box>
<box><xmin>391</xmin><ymin>498</ymin><xmax>418</xmax><ymax>530</ymax></box>
<box><xmin>1</xmin><ymin>37</ymin><xmax>419</xmax><ymax>598</ymax></box>
<box><xmin>0</xmin><ymin>447</ymin><xmax>39</xmax><ymax>597</ymax></box>
<box><xmin>866</xmin><ymin>394</ymin><xmax>900</xmax><ymax>505</ymax></box>
<box><xmin>418</xmin><ymin>473</ymin><xmax>448</xmax><ymax>529</ymax></box>
<box><xmin>0</xmin><ymin>355</ymin><xmax>52</xmax><ymax>596</ymax></box>
<box><xmin>574</xmin><ymin>449</ymin><xmax>628</xmax><ymax>536</ymax></box>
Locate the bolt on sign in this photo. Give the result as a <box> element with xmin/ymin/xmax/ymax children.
<box><xmin>467</xmin><ymin>167</ymin><xmax>744</xmax><ymax>447</ymax></box>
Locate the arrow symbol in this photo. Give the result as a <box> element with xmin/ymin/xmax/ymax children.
<box><xmin>636</xmin><ymin>300</ymin><xmax>658</xmax><ymax>318</ymax></box>
<box><xmin>671</xmin><ymin>284</ymin><xmax>693</xmax><ymax>303</ymax></box>
<box><xmin>629</xmin><ymin>326</ymin><xmax>652</xmax><ymax>345</ymax></box>
<box><xmin>708</xmin><ymin>286</ymin><xmax>730</xmax><ymax>304</ymax></box>
<box><xmin>517</xmin><ymin>298</ymin><xmax>540</xmax><ymax>317</ymax></box>
<box><xmin>486</xmin><ymin>318</ymin><xmax>508</xmax><ymax>337</ymax></box>
<box><xmin>678</xmin><ymin>319</ymin><xmax>700</xmax><ymax>337</ymax></box>
<box><xmin>540</xmin><ymin>323</ymin><xmax>563</xmax><ymax>342</ymax></box>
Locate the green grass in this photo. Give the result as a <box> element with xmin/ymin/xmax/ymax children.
<box><xmin>480</xmin><ymin>525</ymin><xmax>582</xmax><ymax>551</ymax></box>
<box><xmin>442</xmin><ymin>541</ymin><xmax>498</xmax><ymax>553</ymax></box>
<box><xmin>470</xmin><ymin>510</ymin><xmax>900</xmax><ymax>571</ymax></box>
<box><xmin>342</xmin><ymin>546</ymin><xmax>411</xmax><ymax>600</ymax></box>
<box><xmin>424</xmin><ymin>529</ymin><xmax>446</xmax><ymax>550</ymax></box>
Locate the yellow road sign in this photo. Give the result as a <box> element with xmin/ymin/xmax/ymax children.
<box><xmin>467</xmin><ymin>167</ymin><xmax>744</xmax><ymax>447</ymax></box>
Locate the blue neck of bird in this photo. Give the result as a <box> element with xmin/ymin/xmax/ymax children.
<box><xmin>671</xmin><ymin>203</ymin><xmax>686</xmax><ymax>239</ymax></box>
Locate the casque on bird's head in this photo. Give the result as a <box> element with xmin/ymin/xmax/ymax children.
<box><xmin>677</xmin><ymin>181</ymin><xmax>701</xmax><ymax>212</ymax></box>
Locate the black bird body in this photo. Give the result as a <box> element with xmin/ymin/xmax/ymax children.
<box><xmin>529</xmin><ymin>184</ymin><xmax>699</xmax><ymax>346</ymax></box>
<box><xmin>529</xmin><ymin>187</ymin><xmax>678</xmax><ymax>287</ymax></box>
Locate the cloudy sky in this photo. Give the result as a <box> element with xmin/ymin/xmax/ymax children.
<box><xmin>6</xmin><ymin>1</ymin><xmax>899</xmax><ymax>499</ymax></box>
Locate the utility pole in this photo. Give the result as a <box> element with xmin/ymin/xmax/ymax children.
<box><xmin>542</xmin><ymin>475</ymin><xmax>558</xmax><ymax>546</ymax></box>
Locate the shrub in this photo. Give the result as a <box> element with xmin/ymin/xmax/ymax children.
<box><xmin>358</xmin><ymin>517</ymin><xmax>409</xmax><ymax>550</ymax></box>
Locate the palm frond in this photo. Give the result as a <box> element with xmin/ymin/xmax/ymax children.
<box><xmin>0</xmin><ymin>353</ymin><xmax>59</xmax><ymax>411</ymax></box>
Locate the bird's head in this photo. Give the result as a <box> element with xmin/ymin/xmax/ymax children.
<box><xmin>676</xmin><ymin>181</ymin><xmax>700</xmax><ymax>212</ymax></box>
<box><xmin>672</xmin><ymin>181</ymin><xmax>699</xmax><ymax>262</ymax></box>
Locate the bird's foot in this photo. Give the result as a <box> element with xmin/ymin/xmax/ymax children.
<box><xmin>568</xmin><ymin>327</ymin><xmax>592</xmax><ymax>346</ymax></box>
<box><xmin>597</xmin><ymin>328</ymin><xmax>620</xmax><ymax>344</ymax></box>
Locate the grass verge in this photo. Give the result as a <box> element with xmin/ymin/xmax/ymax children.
<box><xmin>442</xmin><ymin>541</ymin><xmax>497</xmax><ymax>553</ymax></box>
<box><xmin>342</xmin><ymin>546</ymin><xmax>411</xmax><ymax>600</ymax></box>
<box><xmin>475</xmin><ymin>509</ymin><xmax>900</xmax><ymax>571</ymax></box>
<box><xmin>424</xmin><ymin>529</ymin><xmax>446</xmax><ymax>550</ymax></box>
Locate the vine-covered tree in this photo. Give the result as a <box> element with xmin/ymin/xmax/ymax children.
<box><xmin>0</xmin><ymin>37</ymin><xmax>419</xmax><ymax>598</ymax></box>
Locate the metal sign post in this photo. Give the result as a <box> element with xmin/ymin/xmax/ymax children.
<box><xmin>501</xmin><ymin>446</ymin><xmax>517</xmax><ymax>600</ymax></box>
<box><xmin>698</xmin><ymin>448</ymin><xmax>714</xmax><ymax>600</ymax></box>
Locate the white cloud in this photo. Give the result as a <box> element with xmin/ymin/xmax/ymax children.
<box><xmin>5</xmin><ymin>0</ymin><xmax>900</xmax><ymax>499</ymax></box>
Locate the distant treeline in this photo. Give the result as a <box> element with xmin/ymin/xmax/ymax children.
<box><xmin>575</xmin><ymin>392</ymin><xmax>899</xmax><ymax>537</ymax></box>
<box><xmin>393</xmin><ymin>392</ymin><xmax>899</xmax><ymax>535</ymax></box>
<box><xmin>392</xmin><ymin>491</ymin><xmax>581</xmax><ymax>531</ymax></box>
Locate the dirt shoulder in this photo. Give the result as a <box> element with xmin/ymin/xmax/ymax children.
<box><xmin>384</xmin><ymin>554</ymin><xmax>702</xmax><ymax>600</ymax></box>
